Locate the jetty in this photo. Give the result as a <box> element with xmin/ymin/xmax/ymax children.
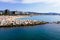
<box><xmin>0</xmin><ymin>19</ymin><xmax>48</xmax><ymax>27</ymax></box>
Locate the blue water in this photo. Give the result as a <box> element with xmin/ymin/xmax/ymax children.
<box><xmin>17</xmin><ymin>15</ymin><xmax>60</xmax><ymax>22</ymax></box>
<box><xmin>0</xmin><ymin>15</ymin><xmax>60</xmax><ymax>40</ymax></box>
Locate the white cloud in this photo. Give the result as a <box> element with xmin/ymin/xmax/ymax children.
<box><xmin>22</xmin><ymin>0</ymin><xmax>60</xmax><ymax>4</ymax></box>
<box><xmin>0</xmin><ymin>0</ymin><xmax>59</xmax><ymax>4</ymax></box>
<box><xmin>0</xmin><ymin>0</ymin><xmax>60</xmax><ymax>7</ymax></box>
<box><xmin>0</xmin><ymin>0</ymin><xmax>20</xmax><ymax>3</ymax></box>
<box><xmin>0</xmin><ymin>0</ymin><xmax>14</xmax><ymax>2</ymax></box>
<box><xmin>22</xmin><ymin>0</ymin><xmax>45</xmax><ymax>3</ymax></box>
<box><xmin>21</xmin><ymin>0</ymin><xmax>60</xmax><ymax>7</ymax></box>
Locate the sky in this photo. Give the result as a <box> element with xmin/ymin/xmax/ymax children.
<box><xmin>0</xmin><ymin>0</ymin><xmax>60</xmax><ymax>13</ymax></box>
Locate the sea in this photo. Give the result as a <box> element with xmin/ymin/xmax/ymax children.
<box><xmin>0</xmin><ymin>15</ymin><xmax>60</xmax><ymax>40</ymax></box>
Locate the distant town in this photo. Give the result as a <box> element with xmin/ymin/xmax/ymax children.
<box><xmin>0</xmin><ymin>9</ymin><xmax>60</xmax><ymax>15</ymax></box>
<box><xmin>0</xmin><ymin>9</ymin><xmax>31</xmax><ymax>15</ymax></box>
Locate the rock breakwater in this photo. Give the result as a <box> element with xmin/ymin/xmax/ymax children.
<box><xmin>0</xmin><ymin>20</ymin><xmax>48</xmax><ymax>27</ymax></box>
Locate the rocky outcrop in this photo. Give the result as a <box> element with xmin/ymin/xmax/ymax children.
<box><xmin>0</xmin><ymin>20</ymin><xmax>48</xmax><ymax>27</ymax></box>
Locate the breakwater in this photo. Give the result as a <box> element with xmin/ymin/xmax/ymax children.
<box><xmin>0</xmin><ymin>19</ymin><xmax>48</xmax><ymax>27</ymax></box>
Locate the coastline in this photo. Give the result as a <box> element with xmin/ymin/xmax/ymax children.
<box><xmin>0</xmin><ymin>15</ymin><xmax>48</xmax><ymax>27</ymax></box>
<box><xmin>0</xmin><ymin>15</ymin><xmax>29</xmax><ymax>21</ymax></box>
<box><xmin>0</xmin><ymin>15</ymin><xmax>60</xmax><ymax>27</ymax></box>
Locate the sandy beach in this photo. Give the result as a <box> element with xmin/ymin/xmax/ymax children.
<box><xmin>0</xmin><ymin>15</ymin><xmax>29</xmax><ymax>21</ymax></box>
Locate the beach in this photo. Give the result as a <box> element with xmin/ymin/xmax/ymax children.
<box><xmin>0</xmin><ymin>15</ymin><xmax>29</xmax><ymax>21</ymax></box>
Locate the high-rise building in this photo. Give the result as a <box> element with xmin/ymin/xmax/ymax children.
<box><xmin>3</xmin><ymin>9</ymin><xmax>10</xmax><ymax>15</ymax></box>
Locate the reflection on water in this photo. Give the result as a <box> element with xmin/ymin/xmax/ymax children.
<box><xmin>17</xmin><ymin>15</ymin><xmax>60</xmax><ymax>22</ymax></box>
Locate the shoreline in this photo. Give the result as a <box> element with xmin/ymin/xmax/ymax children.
<box><xmin>0</xmin><ymin>15</ymin><xmax>48</xmax><ymax>27</ymax></box>
<box><xmin>0</xmin><ymin>20</ymin><xmax>48</xmax><ymax>27</ymax></box>
<box><xmin>0</xmin><ymin>15</ymin><xmax>60</xmax><ymax>27</ymax></box>
<box><xmin>0</xmin><ymin>15</ymin><xmax>29</xmax><ymax>21</ymax></box>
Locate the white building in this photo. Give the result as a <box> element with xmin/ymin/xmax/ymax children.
<box><xmin>15</xmin><ymin>11</ymin><xmax>20</xmax><ymax>15</ymax></box>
